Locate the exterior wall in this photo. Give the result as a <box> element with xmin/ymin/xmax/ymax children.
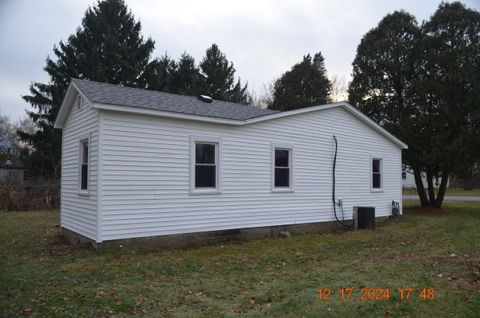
<box><xmin>98</xmin><ymin>107</ymin><xmax>402</xmax><ymax>242</ymax></box>
<box><xmin>60</xmin><ymin>94</ymin><xmax>98</xmax><ymax>240</ymax></box>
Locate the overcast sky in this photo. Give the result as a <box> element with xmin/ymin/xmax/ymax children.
<box><xmin>0</xmin><ymin>0</ymin><xmax>479</xmax><ymax>120</ymax></box>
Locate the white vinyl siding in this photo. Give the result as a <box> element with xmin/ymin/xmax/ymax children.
<box><xmin>60</xmin><ymin>94</ymin><xmax>98</xmax><ymax>240</ymax></box>
<box><xmin>98</xmin><ymin>106</ymin><xmax>402</xmax><ymax>241</ymax></box>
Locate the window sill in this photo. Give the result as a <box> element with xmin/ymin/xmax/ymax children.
<box><xmin>77</xmin><ymin>191</ymin><xmax>90</xmax><ymax>197</ymax></box>
<box><xmin>371</xmin><ymin>188</ymin><xmax>384</xmax><ymax>193</ymax></box>
<box><xmin>190</xmin><ymin>189</ymin><xmax>222</xmax><ymax>196</ymax></box>
<box><xmin>272</xmin><ymin>188</ymin><xmax>294</xmax><ymax>193</ymax></box>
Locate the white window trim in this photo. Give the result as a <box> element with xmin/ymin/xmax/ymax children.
<box><xmin>78</xmin><ymin>133</ymin><xmax>91</xmax><ymax>196</ymax></box>
<box><xmin>371</xmin><ymin>156</ymin><xmax>383</xmax><ymax>192</ymax></box>
<box><xmin>189</xmin><ymin>135</ymin><xmax>222</xmax><ymax>195</ymax></box>
<box><xmin>271</xmin><ymin>143</ymin><xmax>294</xmax><ymax>193</ymax></box>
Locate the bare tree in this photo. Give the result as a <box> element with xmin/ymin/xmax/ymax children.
<box><xmin>0</xmin><ymin>109</ymin><xmax>35</xmax><ymax>154</ymax></box>
<box><xmin>329</xmin><ymin>75</ymin><xmax>349</xmax><ymax>102</ymax></box>
<box><xmin>249</xmin><ymin>82</ymin><xmax>275</xmax><ymax>108</ymax></box>
<box><xmin>0</xmin><ymin>110</ymin><xmax>15</xmax><ymax>154</ymax></box>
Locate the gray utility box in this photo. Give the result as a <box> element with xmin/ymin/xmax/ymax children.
<box><xmin>353</xmin><ymin>207</ymin><xmax>376</xmax><ymax>229</ymax></box>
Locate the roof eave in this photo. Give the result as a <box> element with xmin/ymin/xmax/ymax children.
<box><xmin>92</xmin><ymin>103</ymin><xmax>246</xmax><ymax>125</ymax></box>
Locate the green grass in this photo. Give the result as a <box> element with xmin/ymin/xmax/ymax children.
<box><xmin>1</xmin><ymin>203</ymin><xmax>480</xmax><ymax>317</ymax></box>
<box><xmin>403</xmin><ymin>187</ymin><xmax>480</xmax><ymax>196</ymax></box>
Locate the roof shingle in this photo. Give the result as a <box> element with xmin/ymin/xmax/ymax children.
<box><xmin>73</xmin><ymin>79</ymin><xmax>278</xmax><ymax>121</ymax></box>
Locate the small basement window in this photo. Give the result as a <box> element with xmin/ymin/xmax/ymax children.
<box><xmin>372</xmin><ymin>158</ymin><xmax>382</xmax><ymax>190</ymax></box>
<box><xmin>273</xmin><ymin>146</ymin><xmax>293</xmax><ymax>191</ymax></box>
<box><xmin>80</xmin><ymin>139</ymin><xmax>89</xmax><ymax>190</ymax></box>
<box><xmin>190</xmin><ymin>136</ymin><xmax>222</xmax><ymax>194</ymax></box>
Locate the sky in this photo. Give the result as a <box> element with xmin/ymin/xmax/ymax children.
<box><xmin>0</xmin><ymin>0</ymin><xmax>479</xmax><ymax>120</ymax></box>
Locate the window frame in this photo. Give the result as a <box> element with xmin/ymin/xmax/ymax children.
<box><xmin>371</xmin><ymin>157</ymin><xmax>383</xmax><ymax>192</ymax></box>
<box><xmin>78</xmin><ymin>133</ymin><xmax>90</xmax><ymax>195</ymax></box>
<box><xmin>190</xmin><ymin>135</ymin><xmax>222</xmax><ymax>195</ymax></box>
<box><xmin>271</xmin><ymin>143</ymin><xmax>294</xmax><ymax>193</ymax></box>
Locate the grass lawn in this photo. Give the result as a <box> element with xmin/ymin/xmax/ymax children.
<box><xmin>403</xmin><ymin>188</ymin><xmax>480</xmax><ymax>196</ymax></box>
<box><xmin>1</xmin><ymin>203</ymin><xmax>479</xmax><ymax>317</ymax></box>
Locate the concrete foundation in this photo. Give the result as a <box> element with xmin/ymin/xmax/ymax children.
<box><xmin>62</xmin><ymin>216</ymin><xmax>389</xmax><ymax>250</ymax></box>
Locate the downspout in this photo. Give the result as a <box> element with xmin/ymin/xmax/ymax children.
<box><xmin>332</xmin><ymin>135</ymin><xmax>353</xmax><ymax>229</ymax></box>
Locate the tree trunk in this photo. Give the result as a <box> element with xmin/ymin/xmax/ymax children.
<box><xmin>413</xmin><ymin>167</ymin><xmax>429</xmax><ymax>207</ymax></box>
<box><xmin>426</xmin><ymin>170</ymin><xmax>436</xmax><ymax>204</ymax></box>
<box><xmin>434</xmin><ymin>171</ymin><xmax>449</xmax><ymax>209</ymax></box>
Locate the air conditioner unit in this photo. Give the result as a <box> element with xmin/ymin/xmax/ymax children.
<box><xmin>353</xmin><ymin>207</ymin><xmax>375</xmax><ymax>229</ymax></box>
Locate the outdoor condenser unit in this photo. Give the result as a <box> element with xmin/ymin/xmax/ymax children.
<box><xmin>353</xmin><ymin>207</ymin><xmax>375</xmax><ymax>229</ymax></box>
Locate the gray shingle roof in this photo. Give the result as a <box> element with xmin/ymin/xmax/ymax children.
<box><xmin>72</xmin><ymin>79</ymin><xmax>278</xmax><ymax>121</ymax></box>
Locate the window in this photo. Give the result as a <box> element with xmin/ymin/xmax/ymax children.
<box><xmin>80</xmin><ymin>139</ymin><xmax>89</xmax><ymax>190</ymax></box>
<box><xmin>190</xmin><ymin>136</ymin><xmax>221</xmax><ymax>194</ymax></box>
<box><xmin>195</xmin><ymin>143</ymin><xmax>217</xmax><ymax>188</ymax></box>
<box><xmin>372</xmin><ymin>158</ymin><xmax>382</xmax><ymax>190</ymax></box>
<box><xmin>272</xmin><ymin>146</ymin><xmax>293</xmax><ymax>191</ymax></box>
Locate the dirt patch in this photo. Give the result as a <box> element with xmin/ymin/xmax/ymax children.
<box><xmin>45</xmin><ymin>232</ymin><xmax>93</xmax><ymax>256</ymax></box>
<box><xmin>448</xmin><ymin>262</ymin><xmax>480</xmax><ymax>291</ymax></box>
<box><xmin>404</xmin><ymin>207</ymin><xmax>446</xmax><ymax>216</ymax></box>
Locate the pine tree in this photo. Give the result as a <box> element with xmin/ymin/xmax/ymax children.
<box><xmin>19</xmin><ymin>0</ymin><xmax>155</xmax><ymax>178</ymax></box>
<box><xmin>268</xmin><ymin>52</ymin><xmax>331</xmax><ymax>111</ymax></box>
<box><xmin>170</xmin><ymin>53</ymin><xmax>205</xmax><ymax>96</ymax></box>
<box><xmin>140</xmin><ymin>54</ymin><xmax>176</xmax><ymax>92</ymax></box>
<box><xmin>199</xmin><ymin>44</ymin><xmax>249</xmax><ymax>104</ymax></box>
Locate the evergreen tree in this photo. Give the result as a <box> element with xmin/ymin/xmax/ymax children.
<box><xmin>140</xmin><ymin>54</ymin><xmax>176</xmax><ymax>92</ymax></box>
<box><xmin>199</xmin><ymin>44</ymin><xmax>249</xmax><ymax>104</ymax></box>
<box><xmin>268</xmin><ymin>52</ymin><xmax>331</xmax><ymax>111</ymax></box>
<box><xmin>414</xmin><ymin>1</ymin><xmax>480</xmax><ymax>206</ymax></box>
<box><xmin>348</xmin><ymin>11</ymin><xmax>423</xmax><ymax>198</ymax></box>
<box><xmin>170</xmin><ymin>53</ymin><xmax>205</xmax><ymax>96</ymax></box>
<box><xmin>19</xmin><ymin>0</ymin><xmax>155</xmax><ymax>178</ymax></box>
<box><xmin>349</xmin><ymin>3</ymin><xmax>480</xmax><ymax>208</ymax></box>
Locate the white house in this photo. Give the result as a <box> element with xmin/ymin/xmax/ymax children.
<box><xmin>54</xmin><ymin>79</ymin><xmax>407</xmax><ymax>248</ymax></box>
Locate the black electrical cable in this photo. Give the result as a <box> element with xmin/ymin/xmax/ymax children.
<box><xmin>332</xmin><ymin>135</ymin><xmax>353</xmax><ymax>229</ymax></box>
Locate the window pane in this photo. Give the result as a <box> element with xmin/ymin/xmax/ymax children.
<box><xmin>196</xmin><ymin>143</ymin><xmax>215</xmax><ymax>164</ymax></box>
<box><xmin>372</xmin><ymin>159</ymin><xmax>380</xmax><ymax>173</ymax></box>
<box><xmin>82</xmin><ymin>141</ymin><xmax>88</xmax><ymax>163</ymax></box>
<box><xmin>373</xmin><ymin>173</ymin><xmax>381</xmax><ymax>189</ymax></box>
<box><xmin>275</xmin><ymin>168</ymin><xmax>290</xmax><ymax>187</ymax></box>
<box><xmin>81</xmin><ymin>164</ymin><xmax>88</xmax><ymax>190</ymax></box>
<box><xmin>275</xmin><ymin>149</ymin><xmax>289</xmax><ymax>167</ymax></box>
<box><xmin>195</xmin><ymin>165</ymin><xmax>216</xmax><ymax>188</ymax></box>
